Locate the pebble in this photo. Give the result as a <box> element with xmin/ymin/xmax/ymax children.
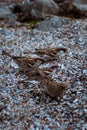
<box><xmin>83</xmin><ymin>69</ymin><xmax>87</xmax><ymax>76</ymax></box>
<box><xmin>83</xmin><ymin>109</ymin><xmax>87</xmax><ymax>114</ymax></box>
<box><xmin>73</xmin><ymin>99</ymin><xmax>79</xmax><ymax>103</ymax></box>
<box><xmin>82</xmin><ymin>124</ymin><xmax>87</xmax><ymax>130</ymax></box>
<box><xmin>44</xmin><ymin>125</ymin><xmax>50</xmax><ymax>130</ymax></box>
<box><xmin>11</xmin><ymin>62</ymin><xmax>19</xmax><ymax>69</ymax></box>
<box><xmin>79</xmin><ymin>37</ymin><xmax>83</xmax><ymax>42</ymax></box>
<box><xmin>30</xmin><ymin>124</ymin><xmax>35</xmax><ymax>130</ymax></box>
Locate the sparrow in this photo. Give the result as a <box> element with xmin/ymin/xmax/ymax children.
<box><xmin>37</xmin><ymin>69</ymin><xmax>68</xmax><ymax>98</ymax></box>
<box><xmin>18</xmin><ymin>65</ymin><xmax>57</xmax><ymax>80</ymax></box>
<box><xmin>41</xmin><ymin>55</ymin><xmax>60</xmax><ymax>62</ymax></box>
<box><xmin>2</xmin><ymin>50</ymin><xmax>46</xmax><ymax>70</ymax></box>
<box><xmin>35</xmin><ymin>47</ymin><xmax>67</xmax><ymax>57</ymax></box>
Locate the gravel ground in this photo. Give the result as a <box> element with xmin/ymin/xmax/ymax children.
<box><xmin>0</xmin><ymin>18</ymin><xmax>87</xmax><ymax>130</ymax></box>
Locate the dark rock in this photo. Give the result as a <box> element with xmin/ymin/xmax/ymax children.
<box><xmin>3</xmin><ymin>0</ymin><xmax>87</xmax><ymax>23</ymax></box>
<box><xmin>30</xmin><ymin>9</ymin><xmax>45</xmax><ymax>21</ymax></box>
<box><xmin>70</xmin><ymin>0</ymin><xmax>87</xmax><ymax>17</ymax></box>
<box><xmin>57</xmin><ymin>0</ymin><xmax>87</xmax><ymax>18</ymax></box>
<box><xmin>32</xmin><ymin>0</ymin><xmax>59</xmax><ymax>15</ymax></box>
<box><xmin>16</xmin><ymin>0</ymin><xmax>60</xmax><ymax>22</ymax></box>
<box><xmin>73</xmin><ymin>4</ymin><xmax>87</xmax><ymax>17</ymax></box>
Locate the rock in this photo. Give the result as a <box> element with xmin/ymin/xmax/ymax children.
<box><xmin>4</xmin><ymin>0</ymin><xmax>87</xmax><ymax>23</ymax></box>
<box><xmin>0</xmin><ymin>7</ymin><xmax>17</xmax><ymax>21</ymax></box>
<box><xmin>28</xmin><ymin>0</ymin><xmax>60</xmax><ymax>21</ymax></box>
<box><xmin>16</xmin><ymin>0</ymin><xmax>60</xmax><ymax>22</ymax></box>
<box><xmin>30</xmin><ymin>9</ymin><xmax>45</xmax><ymax>21</ymax></box>
<box><xmin>32</xmin><ymin>0</ymin><xmax>59</xmax><ymax>15</ymax></box>
<box><xmin>72</xmin><ymin>0</ymin><xmax>87</xmax><ymax>16</ymax></box>
<box><xmin>83</xmin><ymin>69</ymin><xmax>87</xmax><ymax>76</ymax></box>
<box><xmin>31</xmin><ymin>0</ymin><xmax>87</xmax><ymax>18</ymax></box>
<box><xmin>11</xmin><ymin>2</ymin><xmax>32</xmax><ymax>13</ymax></box>
<box><xmin>9</xmin><ymin>1</ymin><xmax>33</xmax><ymax>22</ymax></box>
<box><xmin>54</xmin><ymin>0</ymin><xmax>87</xmax><ymax>18</ymax></box>
<box><xmin>34</xmin><ymin>16</ymin><xmax>69</xmax><ymax>31</ymax></box>
<box><xmin>68</xmin><ymin>0</ymin><xmax>87</xmax><ymax>17</ymax></box>
<box><xmin>73</xmin><ymin>4</ymin><xmax>87</xmax><ymax>17</ymax></box>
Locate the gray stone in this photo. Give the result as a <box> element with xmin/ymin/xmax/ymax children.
<box><xmin>0</xmin><ymin>7</ymin><xmax>17</xmax><ymax>21</ymax></box>
<box><xmin>34</xmin><ymin>16</ymin><xmax>69</xmax><ymax>31</ymax></box>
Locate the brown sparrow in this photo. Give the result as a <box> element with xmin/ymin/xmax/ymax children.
<box><xmin>2</xmin><ymin>50</ymin><xmax>46</xmax><ymax>69</ymax></box>
<box><xmin>35</xmin><ymin>47</ymin><xmax>67</xmax><ymax>57</ymax></box>
<box><xmin>37</xmin><ymin>69</ymin><xmax>68</xmax><ymax>98</ymax></box>
<box><xmin>19</xmin><ymin>65</ymin><xmax>57</xmax><ymax>80</ymax></box>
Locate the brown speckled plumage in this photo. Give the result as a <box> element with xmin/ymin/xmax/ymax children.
<box><xmin>37</xmin><ymin>69</ymin><xmax>68</xmax><ymax>98</ymax></box>
<box><xmin>35</xmin><ymin>47</ymin><xmax>67</xmax><ymax>56</ymax></box>
<box><xmin>2</xmin><ymin>50</ymin><xmax>46</xmax><ymax>69</ymax></box>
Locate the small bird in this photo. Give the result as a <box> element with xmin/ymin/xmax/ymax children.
<box><xmin>42</xmin><ymin>55</ymin><xmax>60</xmax><ymax>62</ymax></box>
<box><xmin>37</xmin><ymin>69</ymin><xmax>68</xmax><ymax>98</ymax></box>
<box><xmin>35</xmin><ymin>47</ymin><xmax>67</xmax><ymax>57</ymax></box>
<box><xmin>19</xmin><ymin>65</ymin><xmax>57</xmax><ymax>80</ymax></box>
<box><xmin>2</xmin><ymin>50</ymin><xmax>46</xmax><ymax>70</ymax></box>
